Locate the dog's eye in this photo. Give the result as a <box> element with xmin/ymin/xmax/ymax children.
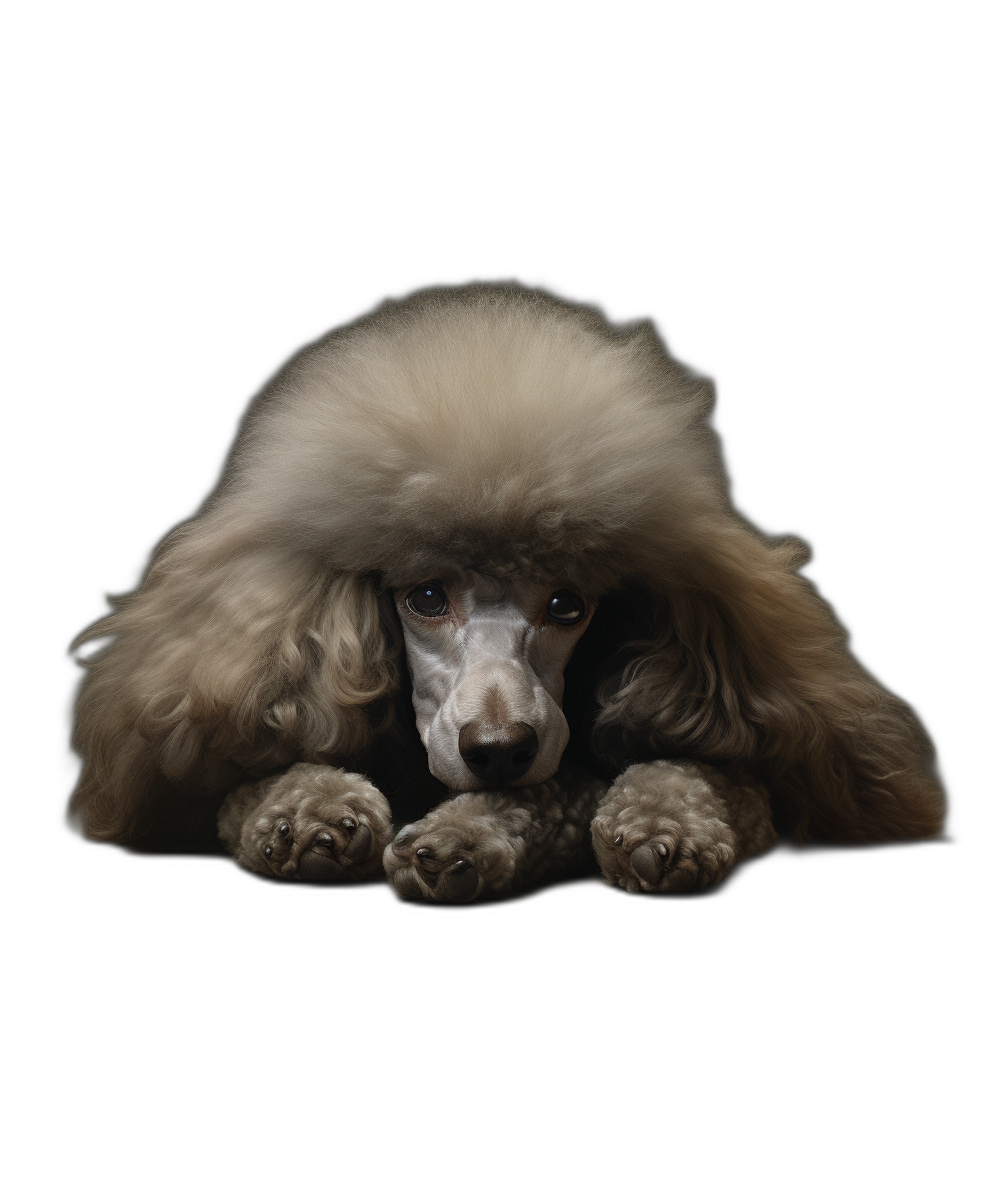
<box><xmin>546</xmin><ymin>590</ymin><xmax>585</xmax><ymax>625</ymax></box>
<box><xmin>405</xmin><ymin>584</ymin><xmax>448</xmax><ymax>617</ymax></box>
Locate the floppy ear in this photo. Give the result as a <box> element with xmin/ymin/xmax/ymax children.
<box><xmin>71</xmin><ymin>512</ymin><xmax>400</xmax><ymax>844</ymax></box>
<box><xmin>593</xmin><ymin>521</ymin><xmax>944</xmax><ymax>841</ymax></box>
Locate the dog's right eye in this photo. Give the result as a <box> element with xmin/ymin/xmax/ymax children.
<box><xmin>405</xmin><ymin>584</ymin><xmax>448</xmax><ymax>617</ymax></box>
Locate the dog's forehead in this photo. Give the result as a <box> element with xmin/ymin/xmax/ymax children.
<box><xmin>458</xmin><ymin>587</ymin><xmax>540</xmax><ymax>630</ymax></box>
<box><xmin>381</xmin><ymin>547</ymin><xmax>616</xmax><ymax>600</ymax></box>
<box><xmin>455</xmin><ymin>572</ymin><xmax>549</xmax><ymax>615</ymax></box>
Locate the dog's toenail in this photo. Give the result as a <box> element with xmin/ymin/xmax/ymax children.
<box><xmin>656</xmin><ymin>843</ymin><xmax>668</xmax><ymax>859</ymax></box>
<box><xmin>341</xmin><ymin>817</ymin><xmax>357</xmax><ymax>832</ymax></box>
<box><xmin>264</xmin><ymin>845</ymin><xmax>273</xmax><ymax>858</ymax></box>
<box><xmin>614</xmin><ymin>834</ymin><xmax>623</xmax><ymax>846</ymax></box>
<box><xmin>448</xmin><ymin>859</ymin><xmax>472</xmax><ymax>875</ymax></box>
<box><xmin>317</xmin><ymin>831</ymin><xmax>334</xmax><ymax>847</ymax></box>
<box><xmin>278</xmin><ymin>822</ymin><xmax>290</xmax><ymax>838</ymax></box>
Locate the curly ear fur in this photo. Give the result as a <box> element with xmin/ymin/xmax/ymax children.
<box><xmin>592</xmin><ymin>521</ymin><xmax>943</xmax><ymax>842</ymax></box>
<box><xmin>71</xmin><ymin>511</ymin><xmax>399</xmax><ymax>845</ymax></box>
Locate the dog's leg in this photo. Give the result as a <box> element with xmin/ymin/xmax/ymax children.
<box><xmin>383</xmin><ymin>766</ymin><xmax>608</xmax><ymax>903</ymax></box>
<box><xmin>218</xmin><ymin>762</ymin><xmax>393</xmax><ymax>881</ymax></box>
<box><xmin>591</xmin><ymin>760</ymin><xmax>777</xmax><ymax>893</ymax></box>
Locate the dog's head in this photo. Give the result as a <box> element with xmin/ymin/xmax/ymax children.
<box><xmin>394</xmin><ymin>571</ymin><xmax>595</xmax><ymax>790</ymax></box>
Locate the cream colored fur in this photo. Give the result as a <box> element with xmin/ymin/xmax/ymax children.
<box><xmin>71</xmin><ymin>283</ymin><xmax>945</xmax><ymax>854</ymax></box>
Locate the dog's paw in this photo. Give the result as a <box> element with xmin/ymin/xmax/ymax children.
<box><xmin>231</xmin><ymin>764</ymin><xmax>392</xmax><ymax>882</ymax></box>
<box><xmin>384</xmin><ymin>829</ymin><xmax>483</xmax><ymax>903</ymax></box>
<box><xmin>591</xmin><ymin>762</ymin><xmax>737</xmax><ymax>893</ymax></box>
<box><xmin>383</xmin><ymin>798</ymin><xmax>520</xmax><ymax>903</ymax></box>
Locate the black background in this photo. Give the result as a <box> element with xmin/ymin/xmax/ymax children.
<box><xmin>41</xmin><ymin>113</ymin><xmax>976</xmax><ymax>980</ymax></box>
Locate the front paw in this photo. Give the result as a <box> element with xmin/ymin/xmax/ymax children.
<box><xmin>381</xmin><ymin>819</ymin><xmax>488</xmax><ymax>899</ymax></box>
<box><xmin>233</xmin><ymin>763</ymin><xmax>392</xmax><ymax>882</ymax></box>
<box><xmin>382</xmin><ymin>799</ymin><xmax>519</xmax><ymax>904</ymax></box>
<box><xmin>591</xmin><ymin>762</ymin><xmax>737</xmax><ymax>893</ymax></box>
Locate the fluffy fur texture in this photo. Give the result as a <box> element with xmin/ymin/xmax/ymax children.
<box><xmin>71</xmin><ymin>282</ymin><xmax>944</xmax><ymax>868</ymax></box>
<box><xmin>592</xmin><ymin>761</ymin><xmax>776</xmax><ymax>892</ymax></box>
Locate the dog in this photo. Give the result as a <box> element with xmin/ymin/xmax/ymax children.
<box><xmin>70</xmin><ymin>283</ymin><xmax>945</xmax><ymax>901</ymax></box>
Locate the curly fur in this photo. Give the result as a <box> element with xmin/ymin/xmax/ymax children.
<box><xmin>70</xmin><ymin>282</ymin><xmax>944</xmax><ymax>850</ymax></box>
<box><xmin>218</xmin><ymin>763</ymin><xmax>392</xmax><ymax>880</ymax></box>
<box><xmin>384</xmin><ymin>767</ymin><xmax>608</xmax><ymax>901</ymax></box>
<box><xmin>591</xmin><ymin>761</ymin><xmax>775</xmax><ymax>892</ymax></box>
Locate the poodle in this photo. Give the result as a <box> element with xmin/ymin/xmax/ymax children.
<box><xmin>70</xmin><ymin>283</ymin><xmax>945</xmax><ymax>901</ymax></box>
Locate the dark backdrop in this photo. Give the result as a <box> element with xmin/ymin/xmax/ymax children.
<box><xmin>45</xmin><ymin>152</ymin><xmax>971</xmax><ymax>970</ymax></box>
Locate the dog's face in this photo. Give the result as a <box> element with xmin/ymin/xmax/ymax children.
<box><xmin>394</xmin><ymin>572</ymin><xmax>595</xmax><ymax>791</ymax></box>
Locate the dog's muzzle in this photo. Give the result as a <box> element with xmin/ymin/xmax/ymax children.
<box><xmin>458</xmin><ymin>721</ymin><xmax>539</xmax><ymax>783</ymax></box>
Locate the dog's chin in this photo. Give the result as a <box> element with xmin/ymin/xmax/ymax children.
<box><xmin>428</xmin><ymin>755</ymin><xmax>563</xmax><ymax>794</ymax></box>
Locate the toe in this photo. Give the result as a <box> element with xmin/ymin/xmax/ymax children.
<box><xmin>391</xmin><ymin>865</ymin><xmax>427</xmax><ymax>899</ymax></box>
<box><xmin>629</xmin><ymin>843</ymin><xmax>665</xmax><ymax>886</ymax></box>
<box><xmin>342</xmin><ymin>822</ymin><xmax>373</xmax><ymax>864</ymax></box>
<box><xmin>393</xmin><ymin>824</ymin><xmax>419</xmax><ymax>849</ymax></box>
<box><xmin>415</xmin><ymin>846</ymin><xmax>440</xmax><ymax>871</ymax></box>
<box><xmin>437</xmin><ymin>859</ymin><xmax>481</xmax><ymax>903</ymax></box>
<box><xmin>297</xmin><ymin>849</ymin><xmax>344</xmax><ymax>881</ymax></box>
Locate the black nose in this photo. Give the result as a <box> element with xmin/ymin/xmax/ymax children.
<box><xmin>458</xmin><ymin>721</ymin><xmax>539</xmax><ymax>783</ymax></box>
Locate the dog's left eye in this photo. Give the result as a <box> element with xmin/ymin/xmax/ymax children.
<box><xmin>405</xmin><ymin>584</ymin><xmax>448</xmax><ymax>617</ymax></box>
<box><xmin>546</xmin><ymin>590</ymin><xmax>585</xmax><ymax>625</ymax></box>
